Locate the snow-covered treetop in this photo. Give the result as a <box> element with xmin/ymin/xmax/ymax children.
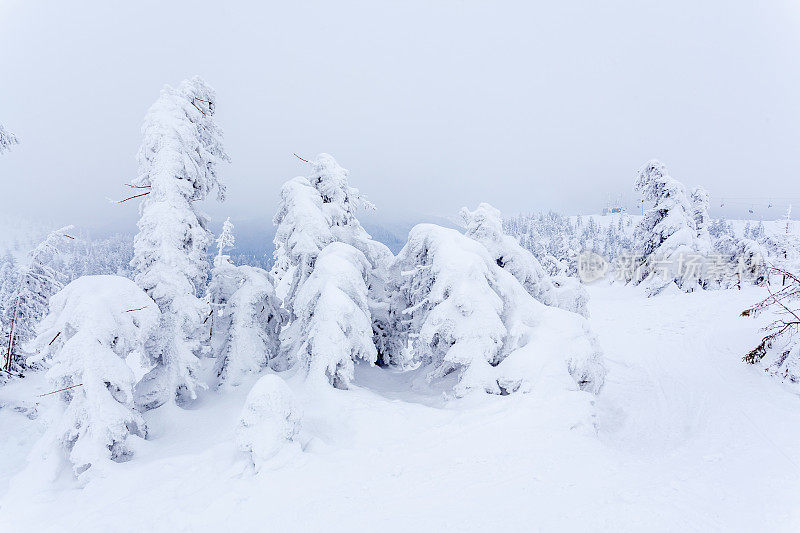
<box><xmin>635</xmin><ymin>160</ymin><xmax>684</xmax><ymax>203</ymax></box>
<box><xmin>634</xmin><ymin>159</ymin><xmax>697</xmax><ymax>258</ymax></box>
<box><xmin>35</xmin><ymin>275</ymin><xmax>158</xmax><ymax>364</ymax></box>
<box><xmin>133</xmin><ymin>76</ymin><xmax>230</xmax><ymax>202</ymax></box>
<box><xmin>272</xmin><ymin>154</ymin><xmax>392</xmax><ymax>304</ymax></box>
<box><xmin>216</xmin><ymin>217</ymin><xmax>235</xmax><ymax>265</ymax></box>
<box><xmin>0</xmin><ymin>123</ymin><xmax>19</xmax><ymax>154</ymax></box>
<box><xmin>273</xmin><ymin>177</ymin><xmax>335</xmax><ymax>272</ymax></box>
<box><xmin>308</xmin><ymin>153</ymin><xmax>374</xmax><ymax>222</ymax></box>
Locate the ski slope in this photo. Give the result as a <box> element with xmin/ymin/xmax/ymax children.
<box><xmin>1</xmin><ymin>284</ymin><xmax>799</xmax><ymax>531</ymax></box>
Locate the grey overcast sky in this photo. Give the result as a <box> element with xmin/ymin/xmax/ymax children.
<box><xmin>1</xmin><ymin>0</ymin><xmax>800</xmax><ymax>231</ymax></box>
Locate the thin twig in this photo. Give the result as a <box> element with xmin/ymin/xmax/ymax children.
<box><xmin>117</xmin><ymin>191</ymin><xmax>150</xmax><ymax>203</ymax></box>
<box><xmin>190</xmin><ymin>101</ymin><xmax>206</xmax><ymax>116</ymax></box>
<box><xmin>125</xmin><ymin>183</ymin><xmax>151</xmax><ymax>189</ymax></box>
<box><xmin>48</xmin><ymin>331</ymin><xmax>61</xmax><ymax>345</ymax></box>
<box><xmin>293</xmin><ymin>153</ymin><xmax>309</xmax><ymax>163</ymax></box>
<box><xmin>125</xmin><ymin>306</ymin><xmax>148</xmax><ymax>313</ymax></box>
<box><xmin>38</xmin><ymin>384</ymin><xmax>83</xmax><ymax>397</ymax></box>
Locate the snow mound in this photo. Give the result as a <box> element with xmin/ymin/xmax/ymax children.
<box><xmin>236</xmin><ymin>375</ymin><xmax>301</xmax><ymax>471</ymax></box>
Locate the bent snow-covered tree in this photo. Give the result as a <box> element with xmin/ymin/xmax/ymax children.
<box><xmin>282</xmin><ymin>242</ymin><xmax>377</xmax><ymax>389</ymax></box>
<box><xmin>395</xmin><ymin>224</ymin><xmax>605</xmax><ymax>396</ymax></box>
<box><xmin>0</xmin><ymin>123</ymin><xmax>19</xmax><ymax>154</ymax></box>
<box><xmin>208</xmin><ymin>218</ymin><xmax>285</xmax><ymax>387</ymax></box>
<box><xmin>631</xmin><ymin>160</ymin><xmax>701</xmax><ymax>294</ymax></box>
<box><xmin>131</xmin><ymin>76</ymin><xmax>230</xmax><ymax>408</ymax></box>
<box><xmin>460</xmin><ymin>202</ymin><xmax>591</xmax><ymax>318</ymax></box>
<box><xmin>32</xmin><ymin>276</ymin><xmax>158</xmax><ymax>479</ymax></box>
<box><xmin>461</xmin><ymin>203</ymin><xmax>556</xmax><ymax>307</ymax></box>
<box><xmin>3</xmin><ymin>226</ymin><xmax>73</xmax><ymax>374</ymax></box>
<box><xmin>272</xmin><ymin>154</ymin><xmax>400</xmax><ymax>369</ymax></box>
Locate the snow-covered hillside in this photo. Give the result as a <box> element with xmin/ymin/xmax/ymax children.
<box><xmin>1</xmin><ymin>283</ymin><xmax>798</xmax><ymax>532</ymax></box>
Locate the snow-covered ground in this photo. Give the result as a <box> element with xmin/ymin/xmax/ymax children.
<box><xmin>1</xmin><ymin>284</ymin><xmax>799</xmax><ymax>532</ymax></box>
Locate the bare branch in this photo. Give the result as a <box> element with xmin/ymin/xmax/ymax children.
<box><xmin>38</xmin><ymin>383</ymin><xmax>83</xmax><ymax>397</ymax></box>
<box><xmin>117</xmin><ymin>191</ymin><xmax>150</xmax><ymax>204</ymax></box>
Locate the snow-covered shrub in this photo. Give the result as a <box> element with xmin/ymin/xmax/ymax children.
<box><xmin>272</xmin><ymin>154</ymin><xmax>400</xmax><ymax>369</ymax></box>
<box><xmin>131</xmin><ymin>76</ymin><xmax>229</xmax><ymax>409</ymax></box>
<box><xmin>32</xmin><ymin>275</ymin><xmax>158</xmax><ymax>478</ymax></box>
<box><xmin>630</xmin><ymin>160</ymin><xmax>702</xmax><ymax>294</ymax></box>
<box><xmin>281</xmin><ymin>243</ymin><xmax>377</xmax><ymax>389</ymax></box>
<box><xmin>551</xmin><ymin>274</ymin><xmax>590</xmax><ymax>318</ymax></box>
<box><xmin>395</xmin><ymin>223</ymin><xmax>605</xmax><ymax>396</ymax></box>
<box><xmin>2</xmin><ymin>226</ymin><xmax>73</xmax><ymax>373</ymax></box>
<box><xmin>0</xmin><ymin>123</ymin><xmax>19</xmax><ymax>153</ymax></box>
<box><xmin>236</xmin><ymin>375</ymin><xmax>301</xmax><ymax>471</ymax></box>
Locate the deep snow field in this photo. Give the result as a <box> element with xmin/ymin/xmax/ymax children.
<box><xmin>1</xmin><ymin>283</ymin><xmax>799</xmax><ymax>532</ymax></box>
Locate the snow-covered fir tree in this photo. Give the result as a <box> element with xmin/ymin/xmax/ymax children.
<box><xmin>31</xmin><ymin>276</ymin><xmax>158</xmax><ymax>479</ymax></box>
<box><xmin>2</xmin><ymin>226</ymin><xmax>73</xmax><ymax>373</ymax></box>
<box><xmin>130</xmin><ymin>76</ymin><xmax>230</xmax><ymax>408</ymax></box>
<box><xmin>281</xmin><ymin>242</ymin><xmax>377</xmax><ymax>389</ymax></box>
<box><xmin>0</xmin><ymin>123</ymin><xmax>18</xmax><ymax>154</ymax></box>
<box><xmin>461</xmin><ymin>203</ymin><xmax>557</xmax><ymax>307</ymax></box>
<box><xmin>394</xmin><ymin>223</ymin><xmax>605</xmax><ymax>396</ymax></box>
<box><xmin>207</xmin><ymin>218</ymin><xmax>285</xmax><ymax>387</ymax></box>
<box><xmin>272</xmin><ymin>154</ymin><xmax>400</xmax><ymax>369</ymax></box>
<box><xmin>630</xmin><ymin>160</ymin><xmax>701</xmax><ymax>294</ymax></box>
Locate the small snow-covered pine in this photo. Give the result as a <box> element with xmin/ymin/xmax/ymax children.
<box><xmin>131</xmin><ymin>76</ymin><xmax>229</xmax><ymax>409</ymax></box>
<box><xmin>32</xmin><ymin>275</ymin><xmax>158</xmax><ymax>479</ymax></box>
<box><xmin>207</xmin><ymin>219</ymin><xmax>285</xmax><ymax>386</ymax></box>
<box><xmin>0</xmin><ymin>123</ymin><xmax>19</xmax><ymax>154</ymax></box>
<box><xmin>2</xmin><ymin>226</ymin><xmax>73</xmax><ymax>372</ymax></box>
<box><xmin>691</xmin><ymin>186</ymin><xmax>712</xmax><ymax>254</ymax></box>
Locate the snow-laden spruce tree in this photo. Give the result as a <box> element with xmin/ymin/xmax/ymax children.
<box><xmin>461</xmin><ymin>203</ymin><xmax>592</xmax><ymax>317</ymax></box>
<box><xmin>461</xmin><ymin>203</ymin><xmax>556</xmax><ymax>307</ymax></box>
<box><xmin>131</xmin><ymin>76</ymin><xmax>230</xmax><ymax>408</ymax></box>
<box><xmin>630</xmin><ymin>160</ymin><xmax>701</xmax><ymax>294</ymax></box>
<box><xmin>2</xmin><ymin>226</ymin><xmax>73</xmax><ymax>373</ymax></box>
<box><xmin>0</xmin><ymin>123</ymin><xmax>18</xmax><ymax>154</ymax></box>
<box><xmin>31</xmin><ymin>276</ymin><xmax>158</xmax><ymax>479</ymax></box>
<box><xmin>395</xmin><ymin>223</ymin><xmax>605</xmax><ymax>397</ymax></box>
<box><xmin>272</xmin><ymin>154</ymin><xmax>401</xmax><ymax>369</ymax></box>
<box><xmin>282</xmin><ymin>242</ymin><xmax>377</xmax><ymax>389</ymax></box>
<box><xmin>207</xmin><ymin>218</ymin><xmax>285</xmax><ymax>387</ymax></box>
<box><xmin>691</xmin><ymin>186</ymin><xmax>712</xmax><ymax>253</ymax></box>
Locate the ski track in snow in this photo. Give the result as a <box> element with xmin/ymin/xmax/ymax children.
<box><xmin>1</xmin><ymin>285</ymin><xmax>799</xmax><ymax>532</ymax></box>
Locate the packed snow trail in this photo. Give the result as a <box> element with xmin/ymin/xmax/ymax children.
<box><xmin>1</xmin><ymin>285</ymin><xmax>799</xmax><ymax>531</ymax></box>
<box><xmin>591</xmin><ymin>284</ymin><xmax>800</xmax><ymax>530</ymax></box>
